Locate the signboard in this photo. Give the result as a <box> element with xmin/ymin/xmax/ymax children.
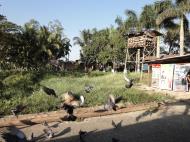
<box><xmin>173</xmin><ymin>64</ymin><xmax>190</xmax><ymax>92</ymax></box>
<box><xmin>159</xmin><ymin>64</ymin><xmax>174</xmax><ymax>90</ymax></box>
<box><xmin>152</xmin><ymin>64</ymin><xmax>160</xmax><ymax>88</ymax></box>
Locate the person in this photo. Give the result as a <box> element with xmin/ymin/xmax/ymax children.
<box><xmin>186</xmin><ymin>71</ymin><xmax>190</xmax><ymax>91</ymax></box>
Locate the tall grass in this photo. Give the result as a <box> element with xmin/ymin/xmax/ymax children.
<box><xmin>0</xmin><ymin>71</ymin><xmax>167</xmax><ymax>115</ymax></box>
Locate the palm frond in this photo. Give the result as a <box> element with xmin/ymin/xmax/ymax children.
<box><xmin>125</xmin><ymin>10</ymin><xmax>137</xmax><ymax>19</ymax></box>
<box><xmin>183</xmin><ymin>14</ymin><xmax>189</xmax><ymax>32</ymax></box>
<box><xmin>115</xmin><ymin>16</ymin><xmax>123</xmax><ymax>27</ymax></box>
<box><xmin>156</xmin><ymin>7</ymin><xmax>182</xmax><ymax>25</ymax></box>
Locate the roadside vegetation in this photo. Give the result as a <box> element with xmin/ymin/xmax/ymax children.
<box><xmin>0</xmin><ymin>71</ymin><xmax>167</xmax><ymax>116</ymax></box>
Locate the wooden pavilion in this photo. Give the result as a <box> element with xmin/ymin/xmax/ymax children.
<box><xmin>125</xmin><ymin>29</ymin><xmax>162</xmax><ymax>72</ymax></box>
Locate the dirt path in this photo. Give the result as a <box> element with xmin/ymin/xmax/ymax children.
<box><xmin>137</xmin><ymin>84</ymin><xmax>190</xmax><ymax>100</ymax></box>
<box><xmin>2</xmin><ymin>100</ymin><xmax>189</xmax><ymax>142</ymax></box>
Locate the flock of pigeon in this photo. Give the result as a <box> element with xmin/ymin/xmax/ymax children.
<box><xmin>0</xmin><ymin>77</ymin><xmax>134</xmax><ymax>142</ymax></box>
<box><xmin>0</xmin><ymin>116</ymin><xmax>123</xmax><ymax>142</ymax></box>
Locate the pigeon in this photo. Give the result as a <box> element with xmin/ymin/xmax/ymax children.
<box><xmin>42</xmin><ymin>86</ymin><xmax>57</xmax><ymax>97</ymax></box>
<box><xmin>60</xmin><ymin>103</ymin><xmax>77</xmax><ymax>121</ymax></box>
<box><xmin>61</xmin><ymin>103</ymin><xmax>75</xmax><ymax>114</ymax></box>
<box><xmin>124</xmin><ymin>75</ymin><xmax>134</xmax><ymax>88</ymax></box>
<box><xmin>112</xmin><ymin>120</ymin><xmax>123</xmax><ymax>129</ymax></box>
<box><xmin>43</xmin><ymin>128</ymin><xmax>54</xmax><ymax>139</ymax></box>
<box><xmin>78</xmin><ymin>129</ymin><xmax>97</xmax><ymax>142</ymax></box>
<box><xmin>79</xmin><ymin>130</ymin><xmax>87</xmax><ymax>136</ymax></box>
<box><xmin>104</xmin><ymin>95</ymin><xmax>123</xmax><ymax>111</ymax></box>
<box><xmin>42</xmin><ymin>121</ymin><xmax>54</xmax><ymax>139</ymax></box>
<box><xmin>112</xmin><ymin>137</ymin><xmax>120</xmax><ymax>142</ymax></box>
<box><xmin>42</xmin><ymin>121</ymin><xmax>49</xmax><ymax>127</ymax></box>
<box><xmin>79</xmin><ymin>130</ymin><xmax>87</xmax><ymax>142</ymax></box>
<box><xmin>125</xmin><ymin>79</ymin><xmax>134</xmax><ymax>88</ymax></box>
<box><xmin>11</xmin><ymin>104</ymin><xmax>27</xmax><ymax>117</ymax></box>
<box><xmin>29</xmin><ymin>133</ymin><xmax>34</xmax><ymax>141</ymax></box>
<box><xmin>62</xmin><ymin>91</ymin><xmax>85</xmax><ymax>107</ymax></box>
<box><xmin>1</xmin><ymin>126</ymin><xmax>28</xmax><ymax>142</ymax></box>
<box><xmin>60</xmin><ymin>91</ymin><xmax>85</xmax><ymax>121</ymax></box>
<box><xmin>64</xmin><ymin>114</ymin><xmax>77</xmax><ymax>121</ymax></box>
<box><xmin>1</xmin><ymin>133</ymin><xmax>26</xmax><ymax>142</ymax></box>
<box><xmin>84</xmin><ymin>85</ymin><xmax>93</xmax><ymax>93</ymax></box>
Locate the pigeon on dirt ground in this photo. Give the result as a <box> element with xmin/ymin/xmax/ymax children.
<box><xmin>11</xmin><ymin>104</ymin><xmax>27</xmax><ymax>117</ymax></box>
<box><xmin>104</xmin><ymin>95</ymin><xmax>123</xmax><ymax>111</ymax></box>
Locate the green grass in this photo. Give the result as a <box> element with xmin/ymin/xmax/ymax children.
<box><xmin>0</xmin><ymin>71</ymin><xmax>168</xmax><ymax>115</ymax></box>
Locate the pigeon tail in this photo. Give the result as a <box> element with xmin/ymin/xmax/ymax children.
<box><xmin>124</xmin><ymin>75</ymin><xmax>130</xmax><ymax>82</ymax></box>
<box><xmin>80</xmin><ymin>95</ymin><xmax>85</xmax><ymax>106</ymax></box>
<box><xmin>115</xmin><ymin>96</ymin><xmax>123</xmax><ymax>104</ymax></box>
<box><xmin>109</xmin><ymin>95</ymin><xmax>115</xmax><ymax>104</ymax></box>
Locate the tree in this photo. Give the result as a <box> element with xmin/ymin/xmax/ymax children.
<box><xmin>73</xmin><ymin>29</ymin><xmax>93</xmax><ymax>70</ymax></box>
<box><xmin>156</xmin><ymin>0</ymin><xmax>190</xmax><ymax>55</ymax></box>
<box><xmin>140</xmin><ymin>4</ymin><xmax>157</xmax><ymax>29</ymax></box>
<box><xmin>0</xmin><ymin>14</ymin><xmax>22</xmax><ymax>68</ymax></box>
<box><xmin>0</xmin><ymin>17</ymin><xmax>71</xmax><ymax>69</ymax></box>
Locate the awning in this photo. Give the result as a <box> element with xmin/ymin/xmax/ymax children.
<box><xmin>145</xmin><ymin>54</ymin><xmax>190</xmax><ymax>64</ymax></box>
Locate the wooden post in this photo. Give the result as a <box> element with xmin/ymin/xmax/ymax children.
<box><xmin>148</xmin><ymin>64</ymin><xmax>152</xmax><ymax>87</ymax></box>
<box><xmin>135</xmin><ymin>51</ymin><xmax>137</xmax><ymax>72</ymax></box>
<box><xmin>137</xmin><ymin>49</ymin><xmax>140</xmax><ymax>72</ymax></box>
<box><xmin>140</xmin><ymin>48</ymin><xmax>145</xmax><ymax>80</ymax></box>
<box><xmin>124</xmin><ymin>48</ymin><xmax>128</xmax><ymax>73</ymax></box>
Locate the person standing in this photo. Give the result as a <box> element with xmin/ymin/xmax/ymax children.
<box><xmin>186</xmin><ymin>71</ymin><xmax>190</xmax><ymax>91</ymax></box>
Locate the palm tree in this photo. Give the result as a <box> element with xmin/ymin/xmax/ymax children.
<box><xmin>73</xmin><ymin>29</ymin><xmax>93</xmax><ymax>70</ymax></box>
<box><xmin>152</xmin><ymin>0</ymin><xmax>174</xmax><ymax>57</ymax></box>
<box><xmin>140</xmin><ymin>4</ymin><xmax>157</xmax><ymax>30</ymax></box>
<box><xmin>73</xmin><ymin>29</ymin><xmax>92</xmax><ymax>47</ymax></box>
<box><xmin>124</xmin><ymin>10</ymin><xmax>139</xmax><ymax>32</ymax></box>
<box><xmin>115</xmin><ymin>10</ymin><xmax>140</xmax><ymax>72</ymax></box>
<box><xmin>156</xmin><ymin>0</ymin><xmax>190</xmax><ymax>55</ymax></box>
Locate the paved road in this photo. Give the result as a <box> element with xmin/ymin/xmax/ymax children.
<box><xmin>13</xmin><ymin>101</ymin><xmax>190</xmax><ymax>142</ymax></box>
<box><xmin>2</xmin><ymin>85</ymin><xmax>190</xmax><ymax>142</ymax></box>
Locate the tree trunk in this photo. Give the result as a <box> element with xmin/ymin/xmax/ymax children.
<box><xmin>124</xmin><ymin>48</ymin><xmax>128</xmax><ymax>73</ymax></box>
<box><xmin>156</xmin><ymin>27</ymin><xmax>160</xmax><ymax>58</ymax></box>
<box><xmin>169</xmin><ymin>44</ymin><xmax>172</xmax><ymax>54</ymax></box>
<box><xmin>137</xmin><ymin>49</ymin><xmax>140</xmax><ymax>72</ymax></box>
<box><xmin>180</xmin><ymin>15</ymin><xmax>184</xmax><ymax>56</ymax></box>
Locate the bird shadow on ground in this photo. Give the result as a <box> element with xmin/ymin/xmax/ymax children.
<box><xmin>94</xmin><ymin>109</ymin><xmax>107</xmax><ymax>113</ymax></box>
<box><xmin>33</xmin><ymin>127</ymin><xmax>71</xmax><ymax>142</ymax></box>
<box><xmin>50</xmin><ymin>122</ymin><xmax>61</xmax><ymax>128</ymax></box>
<box><xmin>54</xmin><ymin>127</ymin><xmax>71</xmax><ymax>137</ymax></box>
<box><xmin>45</xmin><ymin>101</ymin><xmax>190</xmax><ymax>142</ymax></box>
<box><xmin>20</xmin><ymin>119</ymin><xmax>39</xmax><ymax>126</ymax></box>
<box><xmin>135</xmin><ymin>100</ymin><xmax>190</xmax><ymax>122</ymax></box>
<box><xmin>47</xmin><ymin>115</ymin><xmax>190</xmax><ymax>142</ymax></box>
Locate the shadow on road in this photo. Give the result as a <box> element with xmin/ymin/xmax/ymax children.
<box><xmin>45</xmin><ymin>114</ymin><xmax>190</xmax><ymax>142</ymax></box>
<box><xmin>46</xmin><ymin>100</ymin><xmax>190</xmax><ymax>142</ymax></box>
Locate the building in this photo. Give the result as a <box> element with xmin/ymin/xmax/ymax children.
<box><xmin>145</xmin><ymin>54</ymin><xmax>190</xmax><ymax>92</ymax></box>
<box><xmin>126</xmin><ymin>29</ymin><xmax>162</xmax><ymax>72</ymax></box>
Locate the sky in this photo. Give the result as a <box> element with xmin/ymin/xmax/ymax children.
<box><xmin>0</xmin><ymin>0</ymin><xmax>157</xmax><ymax>61</ymax></box>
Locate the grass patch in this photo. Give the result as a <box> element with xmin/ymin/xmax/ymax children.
<box><xmin>0</xmin><ymin>71</ymin><xmax>168</xmax><ymax>116</ymax></box>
